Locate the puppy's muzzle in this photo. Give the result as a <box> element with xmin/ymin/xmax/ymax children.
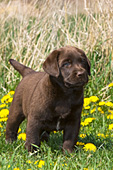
<box><xmin>64</xmin><ymin>70</ymin><xmax>88</xmax><ymax>88</ymax></box>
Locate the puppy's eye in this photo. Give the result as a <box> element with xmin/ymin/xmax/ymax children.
<box><xmin>62</xmin><ymin>61</ymin><xmax>71</xmax><ymax>67</ymax></box>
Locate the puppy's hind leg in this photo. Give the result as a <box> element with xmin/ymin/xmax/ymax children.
<box><xmin>6</xmin><ymin>103</ymin><xmax>25</xmax><ymax>142</ymax></box>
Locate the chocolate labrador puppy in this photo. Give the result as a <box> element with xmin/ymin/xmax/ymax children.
<box><xmin>6</xmin><ymin>46</ymin><xmax>90</xmax><ymax>153</ymax></box>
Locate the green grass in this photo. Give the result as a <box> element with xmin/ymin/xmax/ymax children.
<box><xmin>0</xmin><ymin>0</ymin><xmax>113</xmax><ymax>169</ymax></box>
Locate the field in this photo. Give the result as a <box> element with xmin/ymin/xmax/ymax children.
<box><xmin>0</xmin><ymin>0</ymin><xmax>113</xmax><ymax>169</ymax></box>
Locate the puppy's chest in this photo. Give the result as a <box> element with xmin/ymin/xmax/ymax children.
<box><xmin>54</xmin><ymin>103</ymin><xmax>71</xmax><ymax>119</ymax></box>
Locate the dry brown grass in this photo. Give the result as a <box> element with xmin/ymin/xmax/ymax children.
<box><xmin>0</xmin><ymin>0</ymin><xmax>113</xmax><ymax>94</ymax></box>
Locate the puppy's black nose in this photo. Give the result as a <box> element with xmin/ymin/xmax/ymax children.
<box><xmin>77</xmin><ymin>71</ymin><xmax>84</xmax><ymax>77</ymax></box>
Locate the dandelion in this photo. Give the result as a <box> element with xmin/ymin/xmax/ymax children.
<box><xmin>26</xmin><ymin>160</ymin><xmax>32</xmax><ymax>164</ymax></box>
<box><xmin>7</xmin><ymin>98</ymin><xmax>13</xmax><ymax>103</ymax></box>
<box><xmin>18</xmin><ymin>128</ymin><xmax>21</xmax><ymax>133</ymax></box>
<box><xmin>62</xmin><ymin>163</ymin><xmax>67</xmax><ymax>166</ymax></box>
<box><xmin>105</xmin><ymin>102</ymin><xmax>113</xmax><ymax>107</ymax></box>
<box><xmin>84</xmin><ymin>106</ymin><xmax>90</xmax><ymax>109</ymax></box>
<box><xmin>0</xmin><ymin>123</ymin><xmax>3</xmax><ymax>128</ymax></box>
<box><xmin>0</xmin><ymin>117</ymin><xmax>8</xmax><ymax>122</ymax></box>
<box><xmin>8</xmin><ymin>165</ymin><xmax>10</xmax><ymax>168</ymax></box>
<box><xmin>80</xmin><ymin>134</ymin><xmax>86</xmax><ymax>138</ymax></box>
<box><xmin>98</xmin><ymin>101</ymin><xmax>106</xmax><ymax>106</ymax></box>
<box><xmin>8</xmin><ymin>91</ymin><xmax>15</xmax><ymax>95</ymax></box>
<box><xmin>90</xmin><ymin>107</ymin><xmax>96</xmax><ymax>114</ymax></box>
<box><xmin>83</xmin><ymin>113</ymin><xmax>89</xmax><ymax>116</ymax></box>
<box><xmin>38</xmin><ymin>160</ymin><xmax>45</xmax><ymax>168</ymax></box>
<box><xmin>84</xmin><ymin>98</ymin><xmax>91</xmax><ymax>107</ymax></box>
<box><xmin>34</xmin><ymin>160</ymin><xmax>39</xmax><ymax>164</ymax></box>
<box><xmin>81</xmin><ymin>118</ymin><xmax>95</xmax><ymax>126</ymax></box>
<box><xmin>18</xmin><ymin>133</ymin><xmax>26</xmax><ymax>141</ymax></box>
<box><xmin>13</xmin><ymin>168</ymin><xmax>20</xmax><ymax>170</ymax></box>
<box><xmin>89</xmin><ymin>96</ymin><xmax>99</xmax><ymax>102</ymax></box>
<box><xmin>0</xmin><ymin>104</ymin><xmax>8</xmax><ymax>108</ymax></box>
<box><xmin>0</xmin><ymin>109</ymin><xmax>9</xmax><ymax>118</ymax></box>
<box><xmin>98</xmin><ymin>107</ymin><xmax>104</xmax><ymax>114</ymax></box>
<box><xmin>76</xmin><ymin>141</ymin><xmax>85</xmax><ymax>146</ymax></box>
<box><xmin>108</xmin><ymin>83</ymin><xmax>113</xmax><ymax>87</ymax></box>
<box><xmin>1</xmin><ymin>94</ymin><xmax>11</xmax><ymax>103</ymax></box>
<box><xmin>107</xmin><ymin>114</ymin><xmax>113</xmax><ymax>119</ymax></box>
<box><xmin>97</xmin><ymin>133</ymin><xmax>105</xmax><ymax>138</ymax></box>
<box><xmin>83</xmin><ymin>143</ymin><xmax>97</xmax><ymax>152</ymax></box>
<box><xmin>109</xmin><ymin>124</ymin><xmax>113</xmax><ymax>130</ymax></box>
<box><xmin>108</xmin><ymin>110</ymin><xmax>113</xmax><ymax>114</ymax></box>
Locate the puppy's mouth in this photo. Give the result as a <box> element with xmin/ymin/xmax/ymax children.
<box><xmin>64</xmin><ymin>74</ymin><xmax>88</xmax><ymax>88</ymax></box>
<box><xmin>64</xmin><ymin>81</ymin><xmax>86</xmax><ymax>88</ymax></box>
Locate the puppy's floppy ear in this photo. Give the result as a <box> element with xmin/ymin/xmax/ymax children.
<box><xmin>75</xmin><ymin>47</ymin><xmax>91</xmax><ymax>75</ymax></box>
<box><xmin>43</xmin><ymin>50</ymin><xmax>60</xmax><ymax>77</ymax></box>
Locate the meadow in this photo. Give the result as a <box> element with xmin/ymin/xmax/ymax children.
<box><xmin>0</xmin><ymin>0</ymin><xmax>113</xmax><ymax>169</ymax></box>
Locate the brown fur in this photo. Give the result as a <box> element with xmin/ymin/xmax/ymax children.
<box><xmin>6</xmin><ymin>46</ymin><xmax>90</xmax><ymax>153</ymax></box>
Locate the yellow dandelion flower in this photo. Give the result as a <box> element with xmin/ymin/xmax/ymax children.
<box><xmin>84</xmin><ymin>98</ymin><xmax>91</xmax><ymax>107</ymax></box>
<box><xmin>85</xmin><ymin>117</ymin><xmax>95</xmax><ymax>123</ymax></box>
<box><xmin>105</xmin><ymin>102</ymin><xmax>113</xmax><ymax>107</ymax></box>
<box><xmin>90</xmin><ymin>96</ymin><xmax>99</xmax><ymax>102</ymax></box>
<box><xmin>107</xmin><ymin>114</ymin><xmax>113</xmax><ymax>119</ymax></box>
<box><xmin>81</xmin><ymin>117</ymin><xmax>95</xmax><ymax>126</ymax></box>
<box><xmin>108</xmin><ymin>83</ymin><xmax>113</xmax><ymax>87</ymax></box>
<box><xmin>13</xmin><ymin>168</ymin><xmax>20</xmax><ymax>170</ymax></box>
<box><xmin>83</xmin><ymin>143</ymin><xmax>97</xmax><ymax>152</ymax></box>
<box><xmin>81</xmin><ymin>121</ymin><xmax>89</xmax><ymax>126</ymax></box>
<box><xmin>83</xmin><ymin>113</ymin><xmax>89</xmax><ymax>116</ymax></box>
<box><xmin>98</xmin><ymin>101</ymin><xmax>106</xmax><ymax>106</ymax></box>
<box><xmin>0</xmin><ymin>123</ymin><xmax>3</xmax><ymax>128</ymax></box>
<box><xmin>108</xmin><ymin>110</ymin><xmax>113</xmax><ymax>114</ymax></box>
<box><xmin>8</xmin><ymin>165</ymin><xmax>10</xmax><ymax>168</ymax></box>
<box><xmin>76</xmin><ymin>141</ymin><xmax>85</xmax><ymax>146</ymax></box>
<box><xmin>38</xmin><ymin>160</ymin><xmax>45</xmax><ymax>168</ymax></box>
<box><xmin>0</xmin><ymin>117</ymin><xmax>8</xmax><ymax>122</ymax></box>
<box><xmin>7</xmin><ymin>98</ymin><xmax>13</xmax><ymax>103</ymax></box>
<box><xmin>109</xmin><ymin>124</ymin><xmax>113</xmax><ymax>130</ymax></box>
<box><xmin>1</xmin><ymin>94</ymin><xmax>11</xmax><ymax>103</ymax></box>
<box><xmin>98</xmin><ymin>107</ymin><xmax>104</xmax><ymax>114</ymax></box>
<box><xmin>8</xmin><ymin>91</ymin><xmax>15</xmax><ymax>95</ymax></box>
<box><xmin>0</xmin><ymin>109</ymin><xmax>9</xmax><ymax>118</ymax></box>
<box><xmin>84</xmin><ymin>106</ymin><xmax>91</xmax><ymax>109</ymax></box>
<box><xmin>84</xmin><ymin>168</ymin><xmax>88</xmax><ymax>170</ymax></box>
<box><xmin>80</xmin><ymin>134</ymin><xmax>86</xmax><ymax>138</ymax></box>
<box><xmin>97</xmin><ymin>133</ymin><xmax>105</xmax><ymax>138</ymax></box>
<box><xmin>53</xmin><ymin>131</ymin><xmax>57</xmax><ymax>133</ymax></box>
<box><xmin>0</xmin><ymin>104</ymin><xmax>8</xmax><ymax>108</ymax></box>
<box><xmin>26</xmin><ymin>160</ymin><xmax>32</xmax><ymax>164</ymax></box>
<box><xmin>18</xmin><ymin>133</ymin><xmax>26</xmax><ymax>141</ymax></box>
<box><xmin>18</xmin><ymin>128</ymin><xmax>21</xmax><ymax>133</ymax></box>
<box><xmin>34</xmin><ymin>160</ymin><xmax>39</xmax><ymax>164</ymax></box>
<box><xmin>90</xmin><ymin>108</ymin><xmax>96</xmax><ymax>114</ymax></box>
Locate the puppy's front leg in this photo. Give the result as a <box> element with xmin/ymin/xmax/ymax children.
<box><xmin>63</xmin><ymin>116</ymin><xmax>81</xmax><ymax>153</ymax></box>
<box><xmin>25</xmin><ymin>117</ymin><xmax>41</xmax><ymax>152</ymax></box>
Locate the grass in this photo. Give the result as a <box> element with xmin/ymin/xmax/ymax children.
<box><xmin>0</xmin><ymin>0</ymin><xmax>113</xmax><ymax>169</ymax></box>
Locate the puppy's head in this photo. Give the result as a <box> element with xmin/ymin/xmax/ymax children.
<box><xmin>43</xmin><ymin>46</ymin><xmax>90</xmax><ymax>88</ymax></box>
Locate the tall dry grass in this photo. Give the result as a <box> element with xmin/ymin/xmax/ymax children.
<box><xmin>0</xmin><ymin>0</ymin><xmax>113</xmax><ymax>95</ymax></box>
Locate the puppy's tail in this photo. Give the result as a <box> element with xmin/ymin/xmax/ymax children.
<box><xmin>9</xmin><ymin>59</ymin><xmax>36</xmax><ymax>77</ymax></box>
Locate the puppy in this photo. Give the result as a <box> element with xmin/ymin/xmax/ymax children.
<box><xmin>6</xmin><ymin>46</ymin><xmax>90</xmax><ymax>153</ymax></box>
